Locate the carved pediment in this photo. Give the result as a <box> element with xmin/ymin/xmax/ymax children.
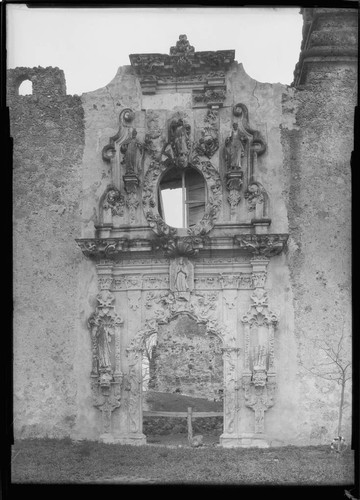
<box><xmin>130</xmin><ymin>35</ymin><xmax>234</xmax><ymax>78</ymax></box>
<box><xmin>129</xmin><ymin>34</ymin><xmax>234</xmax><ymax>96</ymax></box>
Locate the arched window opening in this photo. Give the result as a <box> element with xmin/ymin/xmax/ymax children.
<box><xmin>159</xmin><ymin>167</ymin><xmax>206</xmax><ymax>228</ymax></box>
<box><xmin>18</xmin><ymin>79</ymin><xmax>33</xmax><ymax>96</ymax></box>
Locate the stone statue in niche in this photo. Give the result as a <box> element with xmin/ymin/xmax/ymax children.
<box><xmin>120</xmin><ymin>129</ymin><xmax>143</xmax><ymax>174</ymax></box>
<box><xmin>169</xmin><ymin>118</ymin><xmax>192</xmax><ymax>168</ymax></box>
<box><xmin>170</xmin><ymin>257</ymin><xmax>194</xmax><ymax>300</ymax></box>
<box><xmin>175</xmin><ymin>257</ymin><xmax>189</xmax><ymax>292</ymax></box>
<box><xmin>224</xmin><ymin>122</ymin><xmax>247</xmax><ymax>171</ymax></box>
<box><xmin>97</xmin><ymin>324</ymin><xmax>113</xmax><ymax>372</ymax></box>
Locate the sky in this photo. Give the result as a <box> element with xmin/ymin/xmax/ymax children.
<box><xmin>7</xmin><ymin>5</ymin><xmax>304</xmax><ymax>95</ymax></box>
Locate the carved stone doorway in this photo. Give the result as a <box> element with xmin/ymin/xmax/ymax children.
<box><xmin>141</xmin><ymin>313</ymin><xmax>224</xmax><ymax>446</ymax></box>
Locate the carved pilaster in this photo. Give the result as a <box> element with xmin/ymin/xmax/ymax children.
<box><xmin>124</xmin><ymin>349</ymin><xmax>144</xmax><ymax>435</ymax></box>
<box><xmin>88</xmin><ymin>290</ymin><xmax>124</xmax><ymax>438</ymax></box>
<box><xmin>241</xmin><ymin>289</ymin><xmax>278</xmax><ymax>435</ymax></box>
<box><xmin>221</xmin><ymin>347</ymin><xmax>240</xmax><ymax>437</ymax></box>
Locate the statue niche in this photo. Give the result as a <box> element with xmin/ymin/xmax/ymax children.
<box><xmin>120</xmin><ymin>129</ymin><xmax>143</xmax><ymax>175</ymax></box>
<box><xmin>223</xmin><ymin>103</ymin><xmax>267</xmax><ymax>218</ymax></box>
<box><xmin>224</xmin><ymin>122</ymin><xmax>247</xmax><ymax>171</ymax></box>
<box><xmin>168</xmin><ymin>117</ymin><xmax>192</xmax><ymax>168</ymax></box>
<box><xmin>169</xmin><ymin>256</ymin><xmax>194</xmax><ymax>301</ymax></box>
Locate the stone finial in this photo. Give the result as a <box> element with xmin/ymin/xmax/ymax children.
<box><xmin>169</xmin><ymin>34</ymin><xmax>195</xmax><ymax>55</ymax></box>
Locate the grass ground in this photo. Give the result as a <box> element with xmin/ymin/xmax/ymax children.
<box><xmin>11</xmin><ymin>438</ymin><xmax>354</xmax><ymax>485</ymax></box>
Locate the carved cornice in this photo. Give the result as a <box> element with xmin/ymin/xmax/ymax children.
<box><xmin>234</xmin><ymin>234</ymin><xmax>288</xmax><ymax>257</ymax></box>
<box><xmin>129</xmin><ymin>34</ymin><xmax>234</xmax><ymax>95</ymax></box>
<box><xmin>130</xmin><ymin>36</ymin><xmax>234</xmax><ymax>78</ymax></box>
<box><xmin>76</xmin><ymin>233</ymin><xmax>288</xmax><ymax>260</ymax></box>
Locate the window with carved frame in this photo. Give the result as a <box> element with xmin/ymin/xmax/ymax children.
<box><xmin>158</xmin><ymin>166</ymin><xmax>207</xmax><ymax>228</ymax></box>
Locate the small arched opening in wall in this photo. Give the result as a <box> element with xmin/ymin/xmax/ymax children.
<box><xmin>17</xmin><ymin>78</ymin><xmax>33</xmax><ymax>96</ymax></box>
<box><xmin>158</xmin><ymin>165</ymin><xmax>207</xmax><ymax>229</ymax></box>
<box><xmin>141</xmin><ymin>312</ymin><xmax>224</xmax><ymax>447</ymax></box>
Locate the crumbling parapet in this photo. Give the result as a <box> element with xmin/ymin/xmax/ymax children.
<box><xmin>7</xmin><ymin>66</ymin><xmax>67</xmax><ymax>99</ymax></box>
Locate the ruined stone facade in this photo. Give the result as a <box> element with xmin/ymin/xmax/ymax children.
<box><xmin>10</xmin><ymin>8</ymin><xmax>356</xmax><ymax>447</ymax></box>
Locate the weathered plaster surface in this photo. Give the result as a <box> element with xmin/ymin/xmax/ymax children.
<box><xmin>281</xmin><ymin>65</ymin><xmax>355</xmax><ymax>444</ymax></box>
<box><xmin>10</xmin><ymin>68</ymin><xmax>85</xmax><ymax>438</ymax></box>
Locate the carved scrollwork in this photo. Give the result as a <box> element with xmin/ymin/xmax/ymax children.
<box><xmin>232</xmin><ymin>103</ymin><xmax>267</xmax><ymax>157</ymax></box>
<box><xmin>127</xmin><ymin>291</ymin><xmax>226</xmax><ymax>354</ymax></box>
<box><xmin>193</xmin><ymin>87</ymin><xmax>227</xmax><ymax>106</ymax></box>
<box><xmin>76</xmin><ymin>238</ymin><xmax>129</xmax><ymax>259</ymax></box>
<box><xmin>93</xmin><ymin>390</ymin><xmax>122</xmax><ymax>435</ymax></box>
<box><xmin>235</xmin><ymin>234</ymin><xmax>288</xmax><ymax>257</ymax></box>
<box><xmin>102</xmin><ymin>108</ymin><xmax>135</xmax><ymax>162</ymax></box>
<box><xmin>130</xmin><ymin>35</ymin><xmax>234</xmax><ymax>80</ymax></box>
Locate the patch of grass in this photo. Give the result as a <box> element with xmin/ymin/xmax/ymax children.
<box><xmin>11</xmin><ymin>439</ymin><xmax>355</xmax><ymax>485</ymax></box>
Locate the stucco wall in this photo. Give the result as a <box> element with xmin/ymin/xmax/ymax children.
<box><xmin>10</xmin><ymin>67</ymin><xmax>85</xmax><ymax>438</ymax></box>
<box><xmin>281</xmin><ymin>68</ymin><xmax>355</xmax><ymax>444</ymax></box>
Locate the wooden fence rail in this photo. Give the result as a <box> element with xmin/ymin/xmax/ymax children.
<box><xmin>143</xmin><ymin>411</ymin><xmax>223</xmax><ymax>418</ymax></box>
<box><xmin>143</xmin><ymin>407</ymin><xmax>223</xmax><ymax>446</ymax></box>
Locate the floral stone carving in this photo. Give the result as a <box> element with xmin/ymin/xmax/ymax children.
<box><xmin>235</xmin><ymin>234</ymin><xmax>288</xmax><ymax>257</ymax></box>
<box><xmin>102</xmin><ymin>186</ymin><xmax>125</xmax><ymax>219</ymax></box>
<box><xmin>130</xmin><ymin>35</ymin><xmax>234</xmax><ymax>79</ymax></box>
<box><xmin>241</xmin><ymin>289</ymin><xmax>278</xmax><ymax>434</ymax></box>
<box><xmin>195</xmin><ymin>110</ymin><xmax>219</xmax><ymax>159</ymax></box>
<box><xmin>88</xmin><ymin>290</ymin><xmax>124</xmax><ymax>436</ymax></box>
<box><xmin>193</xmin><ymin>86</ymin><xmax>227</xmax><ymax>107</ymax></box>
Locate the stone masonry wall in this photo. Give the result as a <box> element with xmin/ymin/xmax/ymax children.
<box><xmin>281</xmin><ymin>8</ymin><xmax>356</xmax><ymax>443</ymax></box>
<box><xmin>10</xmin><ymin>67</ymin><xmax>85</xmax><ymax>438</ymax></box>
<box><xmin>153</xmin><ymin>316</ymin><xmax>223</xmax><ymax>399</ymax></box>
